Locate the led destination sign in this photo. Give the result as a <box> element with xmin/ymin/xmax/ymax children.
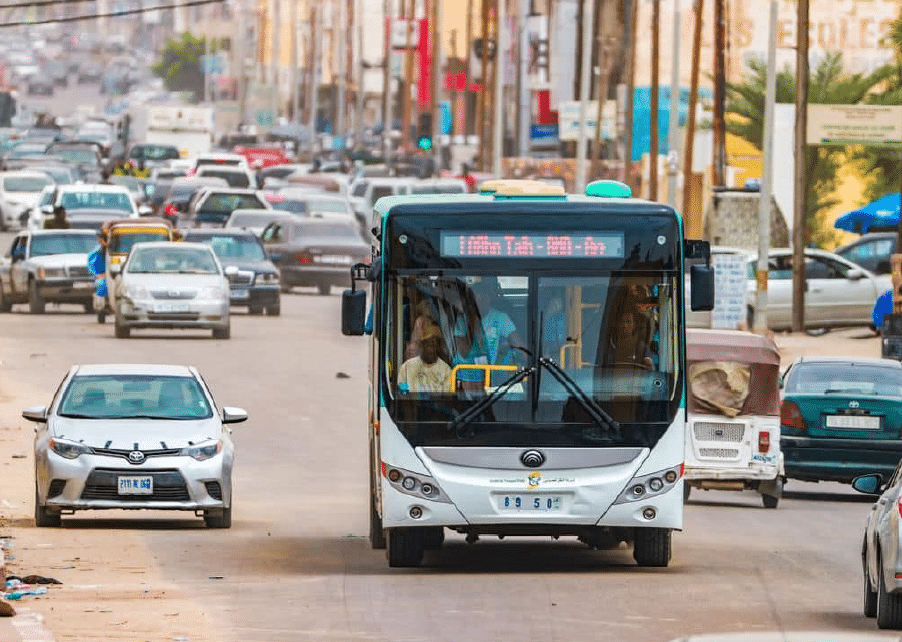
<box><xmin>440</xmin><ymin>231</ymin><xmax>626</xmax><ymax>258</ymax></box>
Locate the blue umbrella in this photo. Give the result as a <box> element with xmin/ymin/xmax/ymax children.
<box><xmin>835</xmin><ymin>193</ymin><xmax>901</xmax><ymax>234</ymax></box>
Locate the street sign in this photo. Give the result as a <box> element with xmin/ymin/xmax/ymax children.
<box><xmin>807</xmin><ymin>104</ymin><xmax>902</xmax><ymax>147</ymax></box>
<box><xmin>711</xmin><ymin>253</ymin><xmax>748</xmax><ymax>330</ymax></box>
<box><xmin>255</xmin><ymin>109</ymin><xmax>274</xmax><ymax>127</ymax></box>
<box><xmin>558</xmin><ymin>101</ymin><xmax>616</xmax><ymax>141</ymax></box>
<box><xmin>201</xmin><ymin>55</ymin><xmax>224</xmax><ymax>74</ymax></box>
<box><xmin>530</xmin><ymin>123</ymin><xmax>559</xmax><ymax>145</ymax></box>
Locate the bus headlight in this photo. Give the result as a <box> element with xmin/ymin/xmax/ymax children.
<box><xmin>614</xmin><ymin>464</ymin><xmax>682</xmax><ymax>505</ymax></box>
<box><xmin>382</xmin><ymin>462</ymin><xmax>451</xmax><ymax>503</ymax></box>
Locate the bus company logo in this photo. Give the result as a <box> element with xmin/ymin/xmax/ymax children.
<box><xmin>527</xmin><ymin>472</ymin><xmax>541</xmax><ymax>489</ymax></box>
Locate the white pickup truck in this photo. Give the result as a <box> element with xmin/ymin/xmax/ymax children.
<box><xmin>0</xmin><ymin>229</ymin><xmax>97</xmax><ymax>313</ymax></box>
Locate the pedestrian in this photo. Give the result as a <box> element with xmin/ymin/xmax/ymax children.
<box><xmin>43</xmin><ymin>204</ymin><xmax>70</xmax><ymax>229</ymax></box>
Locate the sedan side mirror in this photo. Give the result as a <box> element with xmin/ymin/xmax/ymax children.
<box><xmin>221</xmin><ymin>407</ymin><xmax>248</xmax><ymax>424</ymax></box>
<box><xmin>109</xmin><ymin>262</ymin><xmax>122</xmax><ymax>276</ymax></box>
<box><xmin>39</xmin><ymin>204</ymin><xmax>53</xmax><ymax>215</ymax></box>
<box><xmin>846</xmin><ymin>268</ymin><xmax>865</xmax><ymax>281</ymax></box>
<box><xmin>690</xmin><ymin>264</ymin><xmax>715</xmax><ymax>312</ymax></box>
<box><xmin>138</xmin><ymin>205</ymin><xmax>152</xmax><ymax>216</ymax></box>
<box><xmin>852</xmin><ymin>473</ymin><xmax>883</xmax><ymax>495</ymax></box>
<box><xmin>22</xmin><ymin>405</ymin><xmax>48</xmax><ymax>422</ymax></box>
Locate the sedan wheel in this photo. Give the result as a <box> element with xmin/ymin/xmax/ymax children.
<box><xmin>212</xmin><ymin>325</ymin><xmax>231</xmax><ymax>340</ymax></box>
<box><xmin>0</xmin><ymin>283</ymin><xmax>11</xmax><ymax>313</ymax></box>
<box><xmin>204</xmin><ymin>505</ymin><xmax>231</xmax><ymax>528</ymax></box>
<box><xmin>34</xmin><ymin>486</ymin><xmax>61</xmax><ymax>528</ymax></box>
<box><xmin>877</xmin><ymin>559</ymin><xmax>902</xmax><ymax>628</ymax></box>
<box><xmin>28</xmin><ymin>279</ymin><xmax>45</xmax><ymax>314</ymax></box>
<box><xmin>865</xmin><ymin>558</ymin><xmax>878</xmax><ymax>617</ymax></box>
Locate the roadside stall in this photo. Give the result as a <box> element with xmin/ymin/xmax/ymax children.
<box><xmin>684</xmin><ymin>329</ymin><xmax>784</xmax><ymax>508</ymax></box>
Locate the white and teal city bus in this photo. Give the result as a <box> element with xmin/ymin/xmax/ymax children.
<box><xmin>342</xmin><ymin>180</ymin><xmax>714</xmax><ymax>568</ymax></box>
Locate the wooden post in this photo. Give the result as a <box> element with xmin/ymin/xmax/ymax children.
<box><xmin>681</xmin><ymin>0</ymin><xmax>703</xmax><ymax>224</ymax></box>
<box><xmin>712</xmin><ymin>0</ymin><xmax>726</xmax><ymax>186</ymax></box>
<box><xmin>649</xmin><ymin>0</ymin><xmax>660</xmax><ymax>201</ymax></box>
<box><xmin>791</xmin><ymin>0</ymin><xmax>808</xmax><ymax>332</ymax></box>
<box><xmin>401</xmin><ymin>0</ymin><xmax>416</xmax><ymax>151</ymax></box>
<box><xmin>621</xmin><ymin>0</ymin><xmax>638</xmax><ymax>185</ymax></box>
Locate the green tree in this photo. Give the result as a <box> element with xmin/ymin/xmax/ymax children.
<box><xmin>151</xmin><ymin>32</ymin><xmax>207</xmax><ymax>102</ymax></box>
<box><xmin>726</xmin><ymin>52</ymin><xmax>886</xmax><ymax>247</ymax></box>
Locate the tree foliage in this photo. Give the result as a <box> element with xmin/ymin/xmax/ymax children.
<box><xmin>151</xmin><ymin>32</ymin><xmax>207</xmax><ymax>102</ymax></box>
<box><xmin>725</xmin><ymin>52</ymin><xmax>888</xmax><ymax>247</ymax></box>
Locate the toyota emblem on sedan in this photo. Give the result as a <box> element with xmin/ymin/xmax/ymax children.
<box><xmin>521</xmin><ymin>450</ymin><xmax>546</xmax><ymax>468</ymax></box>
<box><xmin>128</xmin><ymin>451</ymin><xmax>145</xmax><ymax>464</ymax></box>
<box><xmin>849</xmin><ymin>400</ymin><xmax>860</xmax><ymax>408</ymax></box>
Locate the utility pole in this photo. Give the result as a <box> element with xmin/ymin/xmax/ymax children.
<box><xmin>401</xmin><ymin>0</ymin><xmax>416</xmax><ymax>151</ymax></box>
<box><xmin>792</xmin><ymin>0</ymin><xmax>809</xmax><ymax>332</ymax></box>
<box><xmin>433</xmin><ymin>0</ymin><xmax>444</xmax><ymax>167</ymax></box>
<box><xmin>289</xmin><ymin>0</ymin><xmax>299</xmax><ymax>120</ymax></box>
<box><xmin>271</xmin><ymin>0</ymin><xmax>280</xmax><ymax>115</ymax></box>
<box><xmin>681</xmin><ymin>0</ymin><xmax>703</xmax><ymax>227</ymax></box>
<box><xmin>477</xmin><ymin>0</ymin><xmax>490</xmax><ymax>171</ymax></box>
<box><xmin>357</xmin><ymin>0</ymin><xmax>366</xmax><ymax>147</ymax></box>
<box><xmin>649</xmin><ymin>0</ymin><xmax>660</xmax><ymax>201</ymax></box>
<box><xmin>309</xmin><ymin>5</ymin><xmax>321</xmax><ymax>157</ymax></box>
<box><xmin>383</xmin><ymin>0</ymin><xmax>395</xmax><ymax>163</ymax></box>
<box><xmin>517</xmin><ymin>0</ymin><xmax>530</xmax><ymax>157</ymax></box>
<box><xmin>337</xmin><ymin>0</ymin><xmax>347</xmax><ymax>139</ymax></box>
<box><xmin>755</xmin><ymin>0</ymin><xmax>778</xmax><ymax>332</ymax></box>
<box><xmin>204</xmin><ymin>6</ymin><xmax>211</xmax><ymax>103</ymax></box>
<box><xmin>493</xmin><ymin>0</ymin><xmax>505</xmax><ymax>176</ymax></box>
<box><xmin>574</xmin><ymin>0</ymin><xmax>595</xmax><ymax>192</ymax></box>
<box><xmin>666</xmin><ymin>4</ymin><xmax>680</xmax><ymax>208</ymax></box>
<box><xmin>712</xmin><ymin>0</ymin><xmax>726</xmax><ymax>186</ymax></box>
<box><xmin>621</xmin><ymin>0</ymin><xmax>638</xmax><ymax>185</ymax></box>
<box><xmin>464</xmin><ymin>0</ymin><xmax>473</xmax><ymax>142</ymax></box>
<box><xmin>591</xmin><ymin>3</ymin><xmax>614</xmax><ymax>180</ymax></box>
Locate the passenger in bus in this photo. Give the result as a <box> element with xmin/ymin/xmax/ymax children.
<box><xmin>397</xmin><ymin>324</ymin><xmax>452</xmax><ymax>394</ymax></box>
<box><xmin>451</xmin><ymin>317</ymin><xmax>488</xmax><ymax>394</ymax></box>
<box><xmin>473</xmin><ymin>279</ymin><xmax>523</xmax><ymax>365</ymax></box>
<box><xmin>405</xmin><ymin>300</ymin><xmax>438</xmax><ymax>360</ymax></box>
<box><xmin>601</xmin><ymin>301</ymin><xmax>654</xmax><ymax>369</ymax></box>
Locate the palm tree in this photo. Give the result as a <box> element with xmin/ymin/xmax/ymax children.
<box><xmin>726</xmin><ymin>52</ymin><xmax>887</xmax><ymax>247</ymax></box>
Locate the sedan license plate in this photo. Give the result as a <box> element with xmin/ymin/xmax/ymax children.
<box><xmin>117</xmin><ymin>476</ymin><xmax>153</xmax><ymax>495</ymax></box>
<box><xmin>153</xmin><ymin>302</ymin><xmax>191</xmax><ymax>313</ymax></box>
<box><xmin>231</xmin><ymin>288</ymin><xmax>249</xmax><ymax>299</ymax></box>
<box><xmin>498</xmin><ymin>495</ymin><xmax>562</xmax><ymax>511</ymax></box>
<box><xmin>826</xmin><ymin>414</ymin><xmax>881</xmax><ymax>430</ymax></box>
<box><xmin>317</xmin><ymin>255</ymin><xmax>352</xmax><ymax>265</ymax></box>
<box><xmin>73</xmin><ymin>281</ymin><xmax>93</xmax><ymax>289</ymax></box>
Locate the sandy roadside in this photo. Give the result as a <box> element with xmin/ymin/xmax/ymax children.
<box><xmin>0</xmin><ymin>368</ymin><xmax>225</xmax><ymax>642</ymax></box>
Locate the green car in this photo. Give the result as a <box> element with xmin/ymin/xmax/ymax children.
<box><xmin>780</xmin><ymin>357</ymin><xmax>902</xmax><ymax>483</ymax></box>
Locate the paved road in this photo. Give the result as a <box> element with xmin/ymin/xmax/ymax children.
<box><xmin>0</xmin><ymin>288</ymin><xmax>886</xmax><ymax>642</ymax></box>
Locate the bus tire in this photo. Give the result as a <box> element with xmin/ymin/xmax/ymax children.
<box><xmin>423</xmin><ymin>527</ymin><xmax>445</xmax><ymax>550</ymax></box>
<box><xmin>633</xmin><ymin>528</ymin><xmax>671</xmax><ymax>568</ymax></box>
<box><xmin>386</xmin><ymin>528</ymin><xmax>424</xmax><ymax>568</ymax></box>
<box><xmin>370</xmin><ymin>495</ymin><xmax>386</xmax><ymax>550</ymax></box>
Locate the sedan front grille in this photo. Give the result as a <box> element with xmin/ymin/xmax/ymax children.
<box><xmin>146</xmin><ymin>313</ymin><xmax>200</xmax><ymax>321</ymax></box>
<box><xmin>68</xmin><ymin>266</ymin><xmax>90</xmax><ymax>277</ymax></box>
<box><xmin>80</xmin><ymin>468</ymin><xmax>190</xmax><ymax>502</ymax></box>
<box><xmin>91</xmin><ymin>447</ymin><xmax>181</xmax><ymax>462</ymax></box>
<box><xmin>150</xmin><ymin>290</ymin><xmax>197</xmax><ymax>300</ymax></box>
<box><xmin>693</xmin><ymin>421</ymin><xmax>745</xmax><ymax>443</ymax></box>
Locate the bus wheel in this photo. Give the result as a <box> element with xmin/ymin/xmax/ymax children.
<box><xmin>370</xmin><ymin>495</ymin><xmax>386</xmax><ymax>550</ymax></box>
<box><xmin>423</xmin><ymin>527</ymin><xmax>445</xmax><ymax>550</ymax></box>
<box><xmin>633</xmin><ymin>528</ymin><xmax>671</xmax><ymax>567</ymax></box>
<box><xmin>386</xmin><ymin>528</ymin><xmax>425</xmax><ymax>568</ymax></box>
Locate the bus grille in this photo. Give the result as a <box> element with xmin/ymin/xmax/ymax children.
<box><xmin>698</xmin><ymin>448</ymin><xmax>741</xmax><ymax>460</ymax></box>
<box><xmin>693</xmin><ymin>421</ymin><xmax>745</xmax><ymax>442</ymax></box>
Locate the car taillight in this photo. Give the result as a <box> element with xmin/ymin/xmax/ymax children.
<box><xmin>780</xmin><ymin>400</ymin><xmax>806</xmax><ymax>431</ymax></box>
<box><xmin>758</xmin><ymin>431</ymin><xmax>771</xmax><ymax>453</ymax></box>
<box><xmin>165</xmin><ymin>202</ymin><xmax>178</xmax><ymax>216</ymax></box>
<box><xmin>297</xmin><ymin>253</ymin><xmax>312</xmax><ymax>264</ymax></box>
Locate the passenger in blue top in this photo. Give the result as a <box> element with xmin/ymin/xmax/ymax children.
<box><xmin>451</xmin><ymin>317</ymin><xmax>488</xmax><ymax>394</ymax></box>
<box><xmin>472</xmin><ymin>278</ymin><xmax>523</xmax><ymax>365</ymax></box>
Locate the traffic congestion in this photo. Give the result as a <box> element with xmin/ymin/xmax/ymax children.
<box><xmin>2</xmin><ymin>5</ymin><xmax>902</xmax><ymax>642</ymax></box>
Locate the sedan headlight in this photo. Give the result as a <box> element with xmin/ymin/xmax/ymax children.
<box><xmin>180</xmin><ymin>440</ymin><xmax>222</xmax><ymax>461</ymax></box>
<box><xmin>124</xmin><ymin>284</ymin><xmax>149</xmax><ymax>299</ymax></box>
<box><xmin>200</xmin><ymin>285</ymin><xmax>226</xmax><ymax>300</ymax></box>
<box><xmin>254</xmin><ymin>272</ymin><xmax>280</xmax><ymax>285</ymax></box>
<box><xmin>37</xmin><ymin>267</ymin><xmax>66</xmax><ymax>279</ymax></box>
<box><xmin>49</xmin><ymin>437</ymin><xmax>91</xmax><ymax>460</ymax></box>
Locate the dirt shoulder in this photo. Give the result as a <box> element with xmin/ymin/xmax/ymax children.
<box><xmin>0</xmin><ymin>369</ymin><xmax>223</xmax><ymax>642</ymax></box>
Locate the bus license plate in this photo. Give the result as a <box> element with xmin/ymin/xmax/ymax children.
<box><xmin>498</xmin><ymin>495</ymin><xmax>562</xmax><ymax>511</ymax></box>
<box><xmin>826</xmin><ymin>414</ymin><xmax>880</xmax><ymax>430</ymax></box>
<box><xmin>118</xmin><ymin>476</ymin><xmax>153</xmax><ymax>495</ymax></box>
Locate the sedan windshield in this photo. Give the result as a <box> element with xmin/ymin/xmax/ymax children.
<box><xmin>60</xmin><ymin>191</ymin><xmax>134</xmax><ymax>213</ymax></box>
<box><xmin>58</xmin><ymin>374</ymin><xmax>212</xmax><ymax>419</ymax></box>
<box><xmin>4</xmin><ymin>176</ymin><xmax>51</xmax><ymax>192</ymax></box>
<box><xmin>30</xmin><ymin>234</ymin><xmax>96</xmax><ymax>256</ymax></box>
<box><xmin>785</xmin><ymin>364</ymin><xmax>902</xmax><ymax>396</ymax></box>
<box><xmin>128</xmin><ymin>247</ymin><xmax>219</xmax><ymax>274</ymax></box>
<box><xmin>186</xmin><ymin>234</ymin><xmax>267</xmax><ymax>261</ymax></box>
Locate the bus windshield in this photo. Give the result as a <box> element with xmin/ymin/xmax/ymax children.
<box><xmin>385</xmin><ymin>271</ymin><xmax>680</xmax><ymax>448</ymax></box>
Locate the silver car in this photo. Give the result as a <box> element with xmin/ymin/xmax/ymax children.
<box><xmin>113</xmin><ymin>242</ymin><xmax>231</xmax><ymax>339</ymax></box>
<box><xmin>855</xmin><ymin>464</ymin><xmax>902</xmax><ymax>629</ymax></box>
<box><xmin>24</xmin><ymin>364</ymin><xmax>246</xmax><ymax>528</ymax></box>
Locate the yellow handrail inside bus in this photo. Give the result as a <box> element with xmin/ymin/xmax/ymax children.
<box><xmin>450</xmin><ymin>364</ymin><xmax>518</xmax><ymax>392</ymax></box>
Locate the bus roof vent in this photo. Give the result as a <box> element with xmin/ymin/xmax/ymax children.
<box><xmin>586</xmin><ymin>180</ymin><xmax>632</xmax><ymax>198</ymax></box>
<box><xmin>479</xmin><ymin>178</ymin><xmax>559</xmax><ymax>195</ymax></box>
<box><xmin>493</xmin><ymin>181</ymin><xmax>567</xmax><ymax>199</ymax></box>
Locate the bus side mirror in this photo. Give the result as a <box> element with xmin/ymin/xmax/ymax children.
<box><xmin>342</xmin><ymin>289</ymin><xmax>367</xmax><ymax>335</ymax></box>
<box><xmin>690</xmin><ymin>264</ymin><xmax>715</xmax><ymax>311</ymax></box>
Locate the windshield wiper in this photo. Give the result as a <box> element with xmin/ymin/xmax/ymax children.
<box><xmin>449</xmin><ymin>366</ymin><xmax>536</xmax><ymax>437</ymax></box>
<box><xmin>58</xmin><ymin>412</ymin><xmax>101</xmax><ymax>419</ymax></box>
<box><xmin>537</xmin><ymin>356</ymin><xmax>621</xmax><ymax>442</ymax></box>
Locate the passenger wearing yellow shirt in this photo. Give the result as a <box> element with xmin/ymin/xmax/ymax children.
<box><xmin>397</xmin><ymin>325</ymin><xmax>451</xmax><ymax>394</ymax></box>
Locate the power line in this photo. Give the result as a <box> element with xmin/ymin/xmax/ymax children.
<box><xmin>0</xmin><ymin>0</ymin><xmax>223</xmax><ymax>27</ymax></box>
<box><xmin>0</xmin><ymin>0</ymin><xmax>101</xmax><ymax>10</ymax></box>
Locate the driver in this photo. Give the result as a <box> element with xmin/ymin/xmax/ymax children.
<box><xmin>602</xmin><ymin>301</ymin><xmax>654</xmax><ymax>369</ymax></box>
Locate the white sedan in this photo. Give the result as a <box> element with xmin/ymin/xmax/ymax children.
<box><xmin>24</xmin><ymin>363</ymin><xmax>246</xmax><ymax>528</ymax></box>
